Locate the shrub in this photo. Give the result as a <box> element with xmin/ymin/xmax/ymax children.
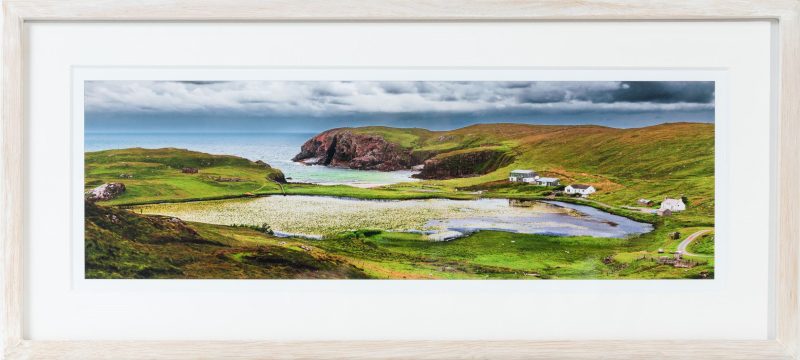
<box><xmin>231</xmin><ymin>222</ymin><xmax>274</xmax><ymax>235</ymax></box>
<box><xmin>356</xmin><ymin>229</ymin><xmax>382</xmax><ymax>237</ymax></box>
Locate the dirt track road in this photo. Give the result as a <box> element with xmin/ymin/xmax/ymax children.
<box><xmin>677</xmin><ymin>229</ymin><xmax>712</xmax><ymax>257</ymax></box>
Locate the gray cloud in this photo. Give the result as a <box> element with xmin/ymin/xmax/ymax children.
<box><xmin>176</xmin><ymin>81</ymin><xmax>230</xmax><ymax>85</ymax></box>
<box><xmin>84</xmin><ymin>80</ymin><xmax>715</xmax><ymax>117</ymax></box>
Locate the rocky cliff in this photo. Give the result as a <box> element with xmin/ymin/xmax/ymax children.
<box><xmin>412</xmin><ymin>148</ymin><xmax>515</xmax><ymax>180</ymax></box>
<box><xmin>292</xmin><ymin>129</ymin><xmax>417</xmax><ymax>171</ymax></box>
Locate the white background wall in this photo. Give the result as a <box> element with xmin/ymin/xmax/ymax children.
<box><xmin>7</xmin><ymin>18</ymin><xmax>776</xmax><ymax>342</ymax></box>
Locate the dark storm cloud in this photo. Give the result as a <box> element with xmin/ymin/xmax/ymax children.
<box><xmin>501</xmin><ymin>82</ymin><xmax>533</xmax><ymax>89</ymax></box>
<box><xmin>588</xmin><ymin>81</ymin><xmax>715</xmax><ymax>104</ymax></box>
<box><xmin>513</xmin><ymin>81</ymin><xmax>714</xmax><ymax>105</ymax></box>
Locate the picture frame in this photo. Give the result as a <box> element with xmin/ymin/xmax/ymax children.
<box><xmin>2</xmin><ymin>1</ymin><xmax>798</xmax><ymax>358</ymax></box>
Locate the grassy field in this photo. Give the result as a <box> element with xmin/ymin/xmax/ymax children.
<box><xmin>85</xmin><ymin>148</ymin><xmax>287</xmax><ymax>205</ymax></box>
<box><xmin>689</xmin><ymin>232</ymin><xmax>715</xmax><ymax>255</ymax></box>
<box><xmin>86</xmin><ymin>201</ymin><xmax>712</xmax><ymax>279</ymax></box>
<box><xmin>85</xmin><ymin>200</ymin><xmax>369</xmax><ymax>279</ymax></box>
<box><xmin>86</xmin><ymin>148</ymin><xmax>482</xmax><ymax>205</ymax></box>
<box><xmin>85</xmin><ymin>122</ymin><xmax>715</xmax><ymax>279</ymax></box>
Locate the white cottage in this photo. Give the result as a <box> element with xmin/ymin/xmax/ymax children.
<box><xmin>536</xmin><ymin>177</ymin><xmax>560</xmax><ymax>186</ymax></box>
<box><xmin>565</xmin><ymin>184</ymin><xmax>596</xmax><ymax>196</ymax></box>
<box><xmin>509</xmin><ymin>170</ymin><xmax>539</xmax><ymax>183</ymax></box>
<box><xmin>660</xmin><ymin>198</ymin><xmax>686</xmax><ymax>212</ymax></box>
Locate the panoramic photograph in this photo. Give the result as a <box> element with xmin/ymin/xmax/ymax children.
<box><xmin>84</xmin><ymin>79</ymin><xmax>715</xmax><ymax>279</ymax></box>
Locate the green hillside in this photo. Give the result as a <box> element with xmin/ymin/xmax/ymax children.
<box><xmin>85</xmin><ymin>200</ymin><xmax>369</xmax><ymax>279</ymax></box>
<box><xmin>85</xmin><ymin>148</ymin><xmax>287</xmax><ymax>205</ymax></box>
<box><xmin>345</xmin><ymin>122</ymin><xmax>713</xmax><ymax>180</ymax></box>
<box><xmin>345</xmin><ymin>122</ymin><xmax>715</xmax><ymax>218</ymax></box>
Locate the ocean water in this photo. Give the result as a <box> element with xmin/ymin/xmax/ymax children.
<box><xmin>84</xmin><ymin>132</ymin><xmax>418</xmax><ymax>186</ymax></box>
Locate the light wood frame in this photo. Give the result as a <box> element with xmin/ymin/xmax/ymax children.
<box><xmin>2</xmin><ymin>1</ymin><xmax>798</xmax><ymax>359</ymax></box>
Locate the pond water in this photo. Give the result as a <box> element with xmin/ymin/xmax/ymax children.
<box><xmin>135</xmin><ymin>196</ymin><xmax>653</xmax><ymax>240</ymax></box>
<box><xmin>85</xmin><ymin>132</ymin><xmax>418</xmax><ymax>187</ymax></box>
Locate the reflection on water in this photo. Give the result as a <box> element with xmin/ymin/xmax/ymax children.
<box><xmin>424</xmin><ymin>200</ymin><xmax>651</xmax><ymax>240</ymax></box>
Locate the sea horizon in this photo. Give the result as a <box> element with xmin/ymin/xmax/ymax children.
<box><xmin>84</xmin><ymin>119</ymin><xmax>714</xmax><ymax>135</ymax></box>
<box><xmin>84</xmin><ymin>131</ymin><xmax>419</xmax><ymax>186</ymax></box>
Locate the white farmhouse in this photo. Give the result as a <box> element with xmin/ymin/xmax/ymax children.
<box><xmin>536</xmin><ymin>177</ymin><xmax>560</xmax><ymax>187</ymax></box>
<box><xmin>565</xmin><ymin>184</ymin><xmax>596</xmax><ymax>196</ymax></box>
<box><xmin>509</xmin><ymin>169</ymin><xmax>539</xmax><ymax>183</ymax></box>
<box><xmin>660</xmin><ymin>198</ymin><xmax>686</xmax><ymax>212</ymax></box>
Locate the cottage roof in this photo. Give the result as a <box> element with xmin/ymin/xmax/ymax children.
<box><xmin>569</xmin><ymin>184</ymin><xmax>591</xmax><ymax>189</ymax></box>
<box><xmin>538</xmin><ymin>177</ymin><xmax>559</xmax><ymax>182</ymax></box>
<box><xmin>662</xmin><ymin>198</ymin><xmax>685</xmax><ymax>206</ymax></box>
<box><xmin>511</xmin><ymin>169</ymin><xmax>536</xmax><ymax>174</ymax></box>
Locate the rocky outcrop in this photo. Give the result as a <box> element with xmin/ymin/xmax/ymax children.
<box><xmin>86</xmin><ymin>182</ymin><xmax>126</xmax><ymax>202</ymax></box>
<box><xmin>253</xmin><ymin>160</ymin><xmax>287</xmax><ymax>183</ymax></box>
<box><xmin>413</xmin><ymin>148</ymin><xmax>514</xmax><ymax>180</ymax></box>
<box><xmin>293</xmin><ymin>128</ymin><xmax>516</xmax><ymax>178</ymax></box>
<box><xmin>292</xmin><ymin>129</ymin><xmax>416</xmax><ymax>171</ymax></box>
<box><xmin>266</xmin><ymin>169</ymin><xmax>287</xmax><ymax>184</ymax></box>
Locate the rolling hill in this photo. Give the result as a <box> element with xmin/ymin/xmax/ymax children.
<box><xmin>297</xmin><ymin>122</ymin><xmax>713</xmax><ymax>180</ymax></box>
<box><xmin>84</xmin><ymin>148</ymin><xmax>287</xmax><ymax>205</ymax></box>
<box><xmin>85</xmin><ymin>200</ymin><xmax>369</xmax><ymax>279</ymax></box>
<box><xmin>295</xmin><ymin>122</ymin><xmax>715</xmax><ymax>218</ymax></box>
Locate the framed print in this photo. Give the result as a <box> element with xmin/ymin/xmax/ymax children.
<box><xmin>3</xmin><ymin>1</ymin><xmax>799</xmax><ymax>359</ymax></box>
<box><xmin>76</xmin><ymin>68</ymin><xmax>720</xmax><ymax>281</ymax></box>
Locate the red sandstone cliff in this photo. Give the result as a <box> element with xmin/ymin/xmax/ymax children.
<box><xmin>292</xmin><ymin>129</ymin><xmax>417</xmax><ymax>171</ymax></box>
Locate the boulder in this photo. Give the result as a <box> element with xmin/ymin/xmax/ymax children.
<box><xmin>86</xmin><ymin>182</ymin><xmax>126</xmax><ymax>202</ymax></box>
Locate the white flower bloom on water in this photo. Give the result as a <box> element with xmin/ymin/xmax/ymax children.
<box><xmin>137</xmin><ymin>196</ymin><xmax>651</xmax><ymax>239</ymax></box>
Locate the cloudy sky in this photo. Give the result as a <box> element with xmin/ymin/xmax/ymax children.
<box><xmin>85</xmin><ymin>80</ymin><xmax>715</xmax><ymax>132</ymax></box>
